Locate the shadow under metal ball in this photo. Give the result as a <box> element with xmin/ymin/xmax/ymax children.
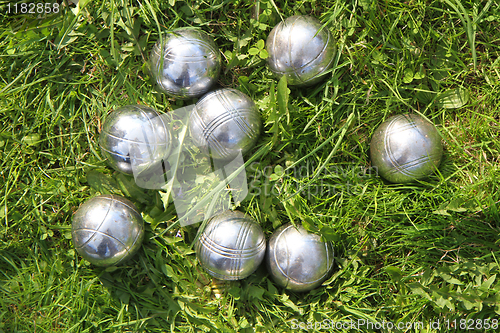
<box><xmin>99</xmin><ymin>104</ymin><xmax>172</xmax><ymax>175</ymax></box>
<box><xmin>195</xmin><ymin>210</ymin><xmax>266</xmax><ymax>280</ymax></box>
<box><xmin>149</xmin><ymin>28</ymin><xmax>221</xmax><ymax>98</ymax></box>
<box><xmin>71</xmin><ymin>195</ymin><xmax>144</xmax><ymax>267</ymax></box>
<box><xmin>370</xmin><ymin>113</ymin><xmax>443</xmax><ymax>183</ymax></box>
<box><xmin>266</xmin><ymin>224</ymin><xmax>334</xmax><ymax>292</ymax></box>
<box><xmin>266</xmin><ymin>15</ymin><xmax>335</xmax><ymax>86</ymax></box>
<box><xmin>189</xmin><ymin>88</ymin><xmax>261</xmax><ymax>161</ymax></box>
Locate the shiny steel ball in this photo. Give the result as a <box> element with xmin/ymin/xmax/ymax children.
<box><xmin>266</xmin><ymin>15</ymin><xmax>335</xmax><ymax>86</ymax></box>
<box><xmin>266</xmin><ymin>224</ymin><xmax>334</xmax><ymax>292</ymax></box>
<box><xmin>195</xmin><ymin>210</ymin><xmax>266</xmax><ymax>280</ymax></box>
<box><xmin>149</xmin><ymin>28</ymin><xmax>221</xmax><ymax>98</ymax></box>
<box><xmin>71</xmin><ymin>195</ymin><xmax>144</xmax><ymax>266</ymax></box>
<box><xmin>370</xmin><ymin>113</ymin><xmax>443</xmax><ymax>183</ymax></box>
<box><xmin>99</xmin><ymin>105</ymin><xmax>172</xmax><ymax>175</ymax></box>
<box><xmin>189</xmin><ymin>88</ymin><xmax>261</xmax><ymax>160</ymax></box>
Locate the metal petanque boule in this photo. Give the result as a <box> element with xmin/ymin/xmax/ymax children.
<box><xmin>149</xmin><ymin>28</ymin><xmax>221</xmax><ymax>98</ymax></box>
<box><xmin>99</xmin><ymin>104</ymin><xmax>172</xmax><ymax>175</ymax></box>
<box><xmin>266</xmin><ymin>223</ymin><xmax>335</xmax><ymax>292</ymax></box>
<box><xmin>189</xmin><ymin>88</ymin><xmax>262</xmax><ymax>161</ymax></box>
<box><xmin>195</xmin><ymin>210</ymin><xmax>266</xmax><ymax>280</ymax></box>
<box><xmin>370</xmin><ymin>113</ymin><xmax>443</xmax><ymax>183</ymax></box>
<box><xmin>266</xmin><ymin>15</ymin><xmax>335</xmax><ymax>86</ymax></box>
<box><xmin>71</xmin><ymin>194</ymin><xmax>144</xmax><ymax>267</ymax></box>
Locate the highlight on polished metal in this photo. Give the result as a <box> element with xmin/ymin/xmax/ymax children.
<box><xmin>99</xmin><ymin>104</ymin><xmax>172</xmax><ymax>175</ymax></box>
<box><xmin>266</xmin><ymin>223</ymin><xmax>334</xmax><ymax>292</ymax></box>
<box><xmin>266</xmin><ymin>15</ymin><xmax>335</xmax><ymax>86</ymax></box>
<box><xmin>189</xmin><ymin>88</ymin><xmax>262</xmax><ymax>161</ymax></box>
<box><xmin>195</xmin><ymin>210</ymin><xmax>266</xmax><ymax>280</ymax></box>
<box><xmin>370</xmin><ymin>113</ymin><xmax>443</xmax><ymax>183</ymax></box>
<box><xmin>149</xmin><ymin>28</ymin><xmax>221</xmax><ymax>98</ymax></box>
<box><xmin>71</xmin><ymin>194</ymin><xmax>144</xmax><ymax>267</ymax></box>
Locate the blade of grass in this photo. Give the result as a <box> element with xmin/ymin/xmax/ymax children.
<box><xmin>284</xmin><ymin>109</ymin><xmax>355</xmax><ymax>202</ymax></box>
<box><xmin>442</xmin><ymin>0</ymin><xmax>477</xmax><ymax>72</ymax></box>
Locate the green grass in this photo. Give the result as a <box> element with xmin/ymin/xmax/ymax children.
<box><xmin>1</xmin><ymin>0</ymin><xmax>499</xmax><ymax>331</ymax></box>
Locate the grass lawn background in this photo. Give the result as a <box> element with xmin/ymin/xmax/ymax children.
<box><xmin>1</xmin><ymin>0</ymin><xmax>499</xmax><ymax>331</ymax></box>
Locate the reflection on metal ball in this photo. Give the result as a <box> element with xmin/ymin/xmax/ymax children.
<box><xmin>195</xmin><ymin>210</ymin><xmax>266</xmax><ymax>280</ymax></box>
<box><xmin>370</xmin><ymin>113</ymin><xmax>443</xmax><ymax>183</ymax></box>
<box><xmin>71</xmin><ymin>194</ymin><xmax>144</xmax><ymax>267</ymax></box>
<box><xmin>189</xmin><ymin>88</ymin><xmax>261</xmax><ymax>160</ymax></box>
<box><xmin>149</xmin><ymin>28</ymin><xmax>221</xmax><ymax>98</ymax></box>
<box><xmin>266</xmin><ymin>224</ymin><xmax>334</xmax><ymax>292</ymax></box>
<box><xmin>99</xmin><ymin>104</ymin><xmax>172</xmax><ymax>175</ymax></box>
<box><xmin>266</xmin><ymin>15</ymin><xmax>335</xmax><ymax>86</ymax></box>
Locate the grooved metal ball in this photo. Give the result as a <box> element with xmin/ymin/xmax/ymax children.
<box><xmin>71</xmin><ymin>195</ymin><xmax>144</xmax><ymax>267</ymax></box>
<box><xmin>266</xmin><ymin>15</ymin><xmax>335</xmax><ymax>86</ymax></box>
<box><xmin>266</xmin><ymin>224</ymin><xmax>334</xmax><ymax>292</ymax></box>
<box><xmin>189</xmin><ymin>88</ymin><xmax>261</xmax><ymax>160</ymax></box>
<box><xmin>370</xmin><ymin>113</ymin><xmax>443</xmax><ymax>183</ymax></box>
<box><xmin>99</xmin><ymin>105</ymin><xmax>172</xmax><ymax>175</ymax></box>
<box><xmin>195</xmin><ymin>210</ymin><xmax>266</xmax><ymax>280</ymax></box>
<box><xmin>149</xmin><ymin>28</ymin><xmax>221</xmax><ymax>98</ymax></box>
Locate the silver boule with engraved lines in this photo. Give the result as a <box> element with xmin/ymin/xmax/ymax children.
<box><xmin>149</xmin><ymin>28</ymin><xmax>221</xmax><ymax>98</ymax></box>
<box><xmin>370</xmin><ymin>113</ymin><xmax>443</xmax><ymax>183</ymax></box>
<box><xmin>99</xmin><ymin>105</ymin><xmax>172</xmax><ymax>175</ymax></box>
<box><xmin>189</xmin><ymin>88</ymin><xmax>261</xmax><ymax>160</ymax></box>
<box><xmin>195</xmin><ymin>210</ymin><xmax>266</xmax><ymax>280</ymax></box>
<box><xmin>266</xmin><ymin>223</ymin><xmax>334</xmax><ymax>292</ymax></box>
<box><xmin>71</xmin><ymin>194</ymin><xmax>144</xmax><ymax>267</ymax></box>
<box><xmin>266</xmin><ymin>15</ymin><xmax>335</xmax><ymax>86</ymax></box>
